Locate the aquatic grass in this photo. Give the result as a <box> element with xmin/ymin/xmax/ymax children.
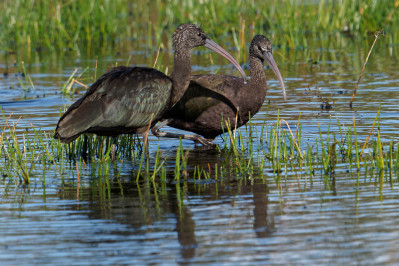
<box><xmin>0</xmin><ymin>0</ymin><xmax>135</xmax><ymax>53</ymax></box>
<box><xmin>151</xmin><ymin>146</ymin><xmax>166</xmax><ymax>181</ymax></box>
<box><xmin>17</xmin><ymin>61</ymin><xmax>35</xmax><ymax>95</ymax></box>
<box><xmin>375</xmin><ymin>132</ymin><xmax>385</xmax><ymax>170</ymax></box>
<box><xmin>0</xmin><ymin>115</ymin><xmax>31</xmax><ymax>184</ymax></box>
<box><xmin>173</xmin><ymin>140</ymin><xmax>192</xmax><ymax>181</ymax></box>
<box><xmin>61</xmin><ymin>67</ymin><xmax>89</xmax><ymax>96</ymax></box>
<box><xmin>63</xmin><ymin>134</ymin><xmax>142</xmax><ymax>162</ymax></box>
<box><xmin>0</xmin><ymin>114</ymin><xmax>138</xmax><ymax>185</ymax></box>
<box><xmin>31</xmin><ymin>126</ymin><xmax>64</xmax><ymax>180</ymax></box>
<box><xmin>360</xmin><ymin>106</ymin><xmax>381</xmax><ymax>156</ymax></box>
<box><xmin>0</xmin><ymin>0</ymin><xmax>397</xmax><ymax>61</ymax></box>
<box><xmin>1</xmin><ymin>108</ymin><xmax>399</xmax><ymax>190</ymax></box>
<box><xmin>350</xmin><ymin>29</ymin><xmax>384</xmax><ymax>107</ymax></box>
<box><xmin>281</xmin><ymin>118</ymin><xmax>303</xmax><ymax>160</ymax></box>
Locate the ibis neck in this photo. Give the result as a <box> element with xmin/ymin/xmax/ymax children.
<box><xmin>239</xmin><ymin>56</ymin><xmax>268</xmax><ymax>119</ymax></box>
<box><xmin>249</xmin><ymin>56</ymin><xmax>267</xmax><ymax>92</ymax></box>
<box><xmin>170</xmin><ymin>48</ymin><xmax>192</xmax><ymax>106</ymax></box>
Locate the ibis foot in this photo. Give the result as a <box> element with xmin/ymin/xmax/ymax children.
<box><xmin>152</xmin><ymin>121</ymin><xmax>214</xmax><ymax>146</ymax></box>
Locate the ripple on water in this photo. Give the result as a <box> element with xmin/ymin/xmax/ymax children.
<box><xmin>1</xmin><ymin>41</ymin><xmax>399</xmax><ymax>265</ymax></box>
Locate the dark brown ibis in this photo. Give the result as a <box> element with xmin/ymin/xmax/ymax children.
<box><xmin>152</xmin><ymin>35</ymin><xmax>286</xmax><ymax>145</ymax></box>
<box><xmin>53</xmin><ymin>24</ymin><xmax>247</xmax><ymax>150</ymax></box>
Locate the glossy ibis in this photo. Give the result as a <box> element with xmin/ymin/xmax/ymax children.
<box><xmin>54</xmin><ymin>24</ymin><xmax>246</xmax><ymax>151</ymax></box>
<box><xmin>152</xmin><ymin>35</ymin><xmax>286</xmax><ymax>145</ymax></box>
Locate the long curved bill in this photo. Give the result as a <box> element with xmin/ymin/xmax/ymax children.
<box><xmin>263</xmin><ymin>51</ymin><xmax>286</xmax><ymax>102</ymax></box>
<box><xmin>204</xmin><ymin>38</ymin><xmax>247</xmax><ymax>81</ymax></box>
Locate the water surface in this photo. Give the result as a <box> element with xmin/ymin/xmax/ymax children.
<box><xmin>0</xmin><ymin>35</ymin><xmax>398</xmax><ymax>264</ymax></box>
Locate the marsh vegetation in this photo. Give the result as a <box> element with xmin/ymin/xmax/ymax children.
<box><xmin>1</xmin><ymin>0</ymin><xmax>399</xmax><ymax>264</ymax></box>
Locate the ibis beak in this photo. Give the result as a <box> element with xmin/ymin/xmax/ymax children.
<box><xmin>204</xmin><ymin>38</ymin><xmax>247</xmax><ymax>81</ymax></box>
<box><xmin>263</xmin><ymin>50</ymin><xmax>286</xmax><ymax>102</ymax></box>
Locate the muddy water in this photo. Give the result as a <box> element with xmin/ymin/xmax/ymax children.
<box><xmin>1</xmin><ymin>37</ymin><xmax>399</xmax><ymax>264</ymax></box>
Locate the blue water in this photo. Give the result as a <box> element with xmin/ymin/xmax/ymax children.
<box><xmin>1</xmin><ymin>37</ymin><xmax>399</xmax><ymax>264</ymax></box>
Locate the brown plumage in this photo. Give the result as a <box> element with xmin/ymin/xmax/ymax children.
<box><xmin>152</xmin><ymin>35</ymin><xmax>286</xmax><ymax>144</ymax></box>
<box><xmin>53</xmin><ymin>24</ymin><xmax>246</xmax><ymax>145</ymax></box>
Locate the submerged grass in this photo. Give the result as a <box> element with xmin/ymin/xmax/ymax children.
<box><xmin>1</xmin><ymin>107</ymin><xmax>399</xmax><ymax>193</ymax></box>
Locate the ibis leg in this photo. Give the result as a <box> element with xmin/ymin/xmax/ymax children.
<box><xmin>151</xmin><ymin>120</ymin><xmax>214</xmax><ymax>146</ymax></box>
<box><xmin>142</xmin><ymin>130</ymin><xmax>150</xmax><ymax>155</ymax></box>
<box><xmin>111</xmin><ymin>137</ymin><xmax>118</xmax><ymax>161</ymax></box>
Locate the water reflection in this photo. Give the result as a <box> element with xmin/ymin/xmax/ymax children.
<box><xmin>1</xmin><ymin>33</ymin><xmax>399</xmax><ymax>264</ymax></box>
<box><xmin>57</xmin><ymin>153</ymin><xmax>273</xmax><ymax>261</ymax></box>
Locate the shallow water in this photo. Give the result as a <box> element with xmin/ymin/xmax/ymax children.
<box><xmin>1</xmin><ymin>36</ymin><xmax>399</xmax><ymax>264</ymax></box>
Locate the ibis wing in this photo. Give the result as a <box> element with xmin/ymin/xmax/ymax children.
<box><xmin>169</xmin><ymin>74</ymin><xmax>242</xmax><ymax>120</ymax></box>
<box><xmin>55</xmin><ymin>66</ymin><xmax>172</xmax><ymax>140</ymax></box>
<box><xmin>190</xmin><ymin>74</ymin><xmax>243</xmax><ymax>98</ymax></box>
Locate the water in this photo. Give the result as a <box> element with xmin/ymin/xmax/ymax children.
<box><xmin>1</xmin><ymin>37</ymin><xmax>399</xmax><ymax>264</ymax></box>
